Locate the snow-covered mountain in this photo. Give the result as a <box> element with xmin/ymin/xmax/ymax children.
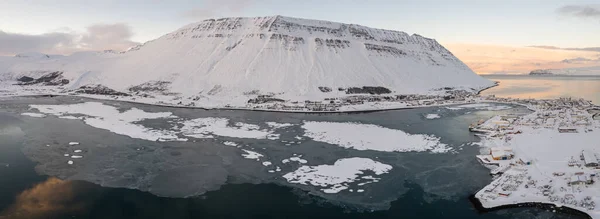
<box><xmin>0</xmin><ymin>16</ymin><xmax>493</xmax><ymax>110</ymax></box>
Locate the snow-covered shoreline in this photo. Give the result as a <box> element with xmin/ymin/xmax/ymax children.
<box><xmin>0</xmin><ymin>83</ymin><xmax>506</xmax><ymax>114</ymax></box>
<box><xmin>471</xmin><ymin>97</ymin><xmax>600</xmax><ymax>218</ymax></box>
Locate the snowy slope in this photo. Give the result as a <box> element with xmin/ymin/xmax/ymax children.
<box><xmin>0</xmin><ymin>16</ymin><xmax>493</xmax><ymax>108</ymax></box>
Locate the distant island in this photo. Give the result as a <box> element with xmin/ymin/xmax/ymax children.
<box><xmin>529</xmin><ymin>69</ymin><xmax>554</xmax><ymax>75</ymax></box>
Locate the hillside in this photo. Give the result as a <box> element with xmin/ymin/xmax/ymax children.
<box><xmin>0</xmin><ymin>16</ymin><xmax>494</xmax><ymax>111</ymax></box>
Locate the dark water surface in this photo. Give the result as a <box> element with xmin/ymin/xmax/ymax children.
<box><xmin>481</xmin><ymin>75</ymin><xmax>600</xmax><ymax>105</ymax></box>
<box><xmin>0</xmin><ymin>96</ymin><xmax>581</xmax><ymax>219</ymax></box>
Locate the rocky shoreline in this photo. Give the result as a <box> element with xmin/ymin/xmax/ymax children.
<box><xmin>469</xmin><ymin>194</ymin><xmax>592</xmax><ymax>218</ymax></box>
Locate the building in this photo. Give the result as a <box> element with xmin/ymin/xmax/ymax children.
<box><xmin>569</xmin><ymin>175</ymin><xmax>592</xmax><ymax>186</ymax></box>
<box><xmin>491</xmin><ymin>147</ymin><xmax>514</xmax><ymax>160</ymax></box>
<box><xmin>558</xmin><ymin>127</ymin><xmax>578</xmax><ymax>133</ymax></box>
<box><xmin>581</xmin><ymin>150</ymin><xmax>599</xmax><ymax>167</ymax></box>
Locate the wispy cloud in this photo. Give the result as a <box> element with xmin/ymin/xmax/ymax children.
<box><xmin>445</xmin><ymin>43</ymin><xmax>600</xmax><ymax>74</ymax></box>
<box><xmin>0</xmin><ymin>23</ymin><xmax>139</xmax><ymax>56</ymax></box>
<box><xmin>557</xmin><ymin>5</ymin><xmax>600</xmax><ymax>19</ymax></box>
<box><xmin>561</xmin><ymin>57</ymin><xmax>593</xmax><ymax>63</ymax></box>
<box><xmin>529</xmin><ymin>46</ymin><xmax>600</xmax><ymax>52</ymax></box>
<box><xmin>182</xmin><ymin>0</ymin><xmax>256</xmax><ymax>19</ymax></box>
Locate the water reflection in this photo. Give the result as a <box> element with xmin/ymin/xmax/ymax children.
<box><xmin>0</xmin><ymin>178</ymin><xmax>88</xmax><ymax>218</ymax></box>
<box><xmin>481</xmin><ymin>75</ymin><xmax>600</xmax><ymax>105</ymax></box>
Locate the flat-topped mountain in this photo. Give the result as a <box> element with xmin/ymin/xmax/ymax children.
<box><xmin>0</xmin><ymin>15</ymin><xmax>494</xmax><ymax>110</ymax></box>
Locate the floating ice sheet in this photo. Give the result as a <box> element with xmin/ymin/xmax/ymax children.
<box><xmin>283</xmin><ymin>157</ymin><xmax>392</xmax><ymax>194</ymax></box>
<box><xmin>21</xmin><ymin>112</ymin><xmax>46</xmax><ymax>118</ymax></box>
<box><xmin>179</xmin><ymin>118</ymin><xmax>274</xmax><ymax>139</ymax></box>
<box><xmin>425</xmin><ymin>114</ymin><xmax>441</xmax><ymax>119</ymax></box>
<box><xmin>29</xmin><ymin>102</ymin><xmax>185</xmax><ymax>141</ymax></box>
<box><xmin>302</xmin><ymin>121</ymin><xmax>449</xmax><ymax>153</ymax></box>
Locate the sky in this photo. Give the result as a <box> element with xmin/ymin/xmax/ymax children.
<box><xmin>1</xmin><ymin>0</ymin><xmax>599</xmax><ymax>74</ymax></box>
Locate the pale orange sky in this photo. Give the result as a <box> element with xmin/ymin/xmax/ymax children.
<box><xmin>444</xmin><ymin>43</ymin><xmax>600</xmax><ymax>75</ymax></box>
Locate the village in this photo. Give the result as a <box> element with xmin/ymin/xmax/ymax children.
<box><xmin>472</xmin><ymin>96</ymin><xmax>600</xmax><ymax>218</ymax></box>
<box><xmin>240</xmin><ymin>89</ymin><xmax>477</xmax><ymax>112</ymax></box>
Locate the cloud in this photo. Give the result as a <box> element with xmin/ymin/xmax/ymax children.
<box><xmin>0</xmin><ymin>23</ymin><xmax>139</xmax><ymax>56</ymax></box>
<box><xmin>561</xmin><ymin>57</ymin><xmax>593</xmax><ymax>63</ymax></box>
<box><xmin>0</xmin><ymin>31</ymin><xmax>76</xmax><ymax>55</ymax></box>
<box><xmin>78</xmin><ymin>23</ymin><xmax>139</xmax><ymax>52</ymax></box>
<box><xmin>444</xmin><ymin>43</ymin><xmax>600</xmax><ymax>74</ymax></box>
<box><xmin>557</xmin><ymin>5</ymin><xmax>600</xmax><ymax>19</ymax></box>
<box><xmin>183</xmin><ymin>0</ymin><xmax>256</xmax><ymax>19</ymax></box>
<box><xmin>529</xmin><ymin>45</ymin><xmax>600</xmax><ymax>52</ymax></box>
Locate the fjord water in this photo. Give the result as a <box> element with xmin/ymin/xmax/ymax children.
<box><xmin>481</xmin><ymin>75</ymin><xmax>600</xmax><ymax>105</ymax></box>
<box><xmin>0</xmin><ymin>96</ymin><xmax>578</xmax><ymax>219</ymax></box>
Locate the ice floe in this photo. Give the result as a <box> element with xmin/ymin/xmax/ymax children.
<box><xmin>67</xmin><ymin>160</ymin><xmax>73</xmax><ymax>165</ymax></box>
<box><xmin>21</xmin><ymin>112</ymin><xmax>46</xmax><ymax>118</ymax></box>
<box><xmin>179</xmin><ymin>118</ymin><xmax>272</xmax><ymax>139</ymax></box>
<box><xmin>289</xmin><ymin>156</ymin><xmax>308</xmax><ymax>164</ymax></box>
<box><xmin>266</xmin><ymin>122</ymin><xmax>294</xmax><ymax>129</ymax></box>
<box><xmin>30</xmin><ymin>102</ymin><xmax>184</xmax><ymax>141</ymax></box>
<box><xmin>283</xmin><ymin>157</ymin><xmax>392</xmax><ymax>194</ymax></box>
<box><xmin>301</xmin><ymin>121</ymin><xmax>449</xmax><ymax>153</ymax></box>
<box><xmin>222</xmin><ymin>141</ymin><xmax>239</xmax><ymax>147</ymax></box>
<box><xmin>58</xmin><ymin>116</ymin><xmax>80</xmax><ymax>120</ymax></box>
<box><xmin>69</xmin><ymin>142</ymin><xmax>80</xmax><ymax>145</ymax></box>
<box><xmin>425</xmin><ymin>114</ymin><xmax>441</xmax><ymax>119</ymax></box>
<box><xmin>262</xmin><ymin>161</ymin><xmax>272</xmax><ymax>166</ymax></box>
<box><xmin>241</xmin><ymin>149</ymin><xmax>263</xmax><ymax>161</ymax></box>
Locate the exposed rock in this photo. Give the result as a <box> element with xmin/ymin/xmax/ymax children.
<box><xmin>248</xmin><ymin>95</ymin><xmax>285</xmax><ymax>104</ymax></box>
<box><xmin>318</xmin><ymin>86</ymin><xmax>332</xmax><ymax>93</ymax></box>
<box><xmin>16</xmin><ymin>76</ymin><xmax>34</xmax><ymax>82</ymax></box>
<box><xmin>129</xmin><ymin>81</ymin><xmax>171</xmax><ymax>93</ymax></box>
<box><xmin>364</xmin><ymin>44</ymin><xmax>406</xmax><ymax>57</ymax></box>
<box><xmin>75</xmin><ymin>85</ymin><xmax>130</xmax><ymax>96</ymax></box>
<box><xmin>17</xmin><ymin>71</ymin><xmax>69</xmax><ymax>86</ymax></box>
<box><xmin>345</xmin><ymin>86</ymin><xmax>392</xmax><ymax>95</ymax></box>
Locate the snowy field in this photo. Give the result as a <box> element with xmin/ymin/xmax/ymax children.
<box><xmin>473</xmin><ymin>98</ymin><xmax>600</xmax><ymax>218</ymax></box>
